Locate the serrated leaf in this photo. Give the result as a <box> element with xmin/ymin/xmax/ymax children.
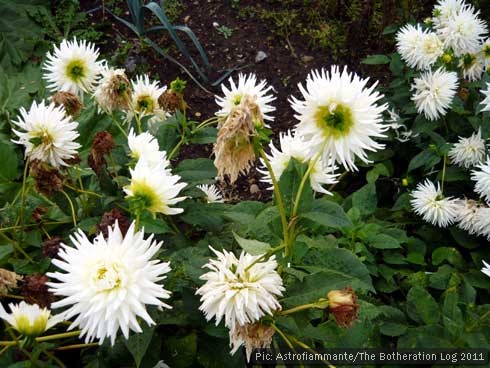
<box><xmin>406</xmin><ymin>286</ymin><xmax>440</xmax><ymax>325</ymax></box>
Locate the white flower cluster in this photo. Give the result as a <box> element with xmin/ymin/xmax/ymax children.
<box><xmin>395</xmin><ymin>0</ymin><xmax>490</xmax><ymax>121</ymax></box>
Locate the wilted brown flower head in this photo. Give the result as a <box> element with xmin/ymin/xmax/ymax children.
<box><xmin>327</xmin><ymin>286</ymin><xmax>359</xmax><ymax>328</ymax></box>
<box><xmin>21</xmin><ymin>274</ymin><xmax>54</xmax><ymax>308</ymax></box>
<box><xmin>64</xmin><ymin>154</ymin><xmax>82</xmax><ymax>166</ymax></box>
<box><xmin>42</xmin><ymin>236</ymin><xmax>63</xmax><ymax>258</ymax></box>
<box><xmin>0</xmin><ymin>268</ymin><xmax>22</xmax><ymax>295</ymax></box>
<box><xmin>158</xmin><ymin>89</ymin><xmax>186</xmax><ymax>113</ymax></box>
<box><xmin>97</xmin><ymin>208</ymin><xmax>130</xmax><ymax>238</ymax></box>
<box><xmin>30</xmin><ymin>159</ymin><xmax>64</xmax><ymax>196</ymax></box>
<box><xmin>32</xmin><ymin>206</ymin><xmax>47</xmax><ymax>222</ymax></box>
<box><xmin>213</xmin><ymin>96</ymin><xmax>264</xmax><ymax>183</ymax></box>
<box><xmin>94</xmin><ymin>68</ymin><xmax>131</xmax><ymax>113</ymax></box>
<box><xmin>88</xmin><ymin>131</ymin><xmax>115</xmax><ymax>174</ymax></box>
<box><xmin>230</xmin><ymin>323</ymin><xmax>275</xmax><ymax>362</ymax></box>
<box><xmin>50</xmin><ymin>91</ymin><xmax>83</xmax><ymax>116</ymax></box>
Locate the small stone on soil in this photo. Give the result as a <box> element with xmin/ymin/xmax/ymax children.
<box><xmin>255</xmin><ymin>51</ymin><xmax>268</xmax><ymax>63</ymax></box>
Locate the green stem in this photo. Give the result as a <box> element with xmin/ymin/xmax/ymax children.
<box><xmin>291</xmin><ymin>149</ymin><xmax>323</xmax><ymax>218</ymax></box>
<box><xmin>168</xmin><ymin>136</ymin><xmax>186</xmax><ymax>160</ymax></box>
<box><xmin>271</xmin><ymin>324</ymin><xmax>294</xmax><ymax>349</ymax></box>
<box><xmin>40</xmin><ymin>346</ymin><xmax>65</xmax><ymax>368</ymax></box>
<box><xmin>36</xmin><ymin>330</ymin><xmax>81</xmax><ymax>342</ymax></box>
<box><xmin>55</xmin><ymin>342</ymin><xmax>99</xmax><ymax>351</ymax></box>
<box><xmin>0</xmin><ymin>344</ymin><xmax>11</xmax><ymax>355</ymax></box>
<box><xmin>18</xmin><ymin>160</ymin><xmax>30</xmax><ymax>226</ymax></box>
<box><xmin>134</xmin><ymin>113</ymin><xmax>143</xmax><ymax>134</ymax></box>
<box><xmin>279</xmin><ymin>299</ymin><xmax>329</xmax><ymax>316</ymax></box>
<box><xmin>108</xmin><ymin>152</ymin><xmax>122</xmax><ymax>188</ymax></box>
<box><xmin>111</xmin><ymin>113</ymin><xmax>128</xmax><ymax>137</ymax></box>
<box><xmin>191</xmin><ymin>116</ymin><xmax>219</xmax><ymax>133</ymax></box>
<box><xmin>63</xmin><ymin>184</ymin><xmax>102</xmax><ymax>198</ymax></box>
<box><xmin>259</xmin><ymin>149</ymin><xmax>289</xmax><ymax>254</ymax></box>
<box><xmin>0</xmin><ymin>232</ymin><xmax>34</xmax><ymax>264</ymax></box>
<box><xmin>0</xmin><ymin>221</ymin><xmax>71</xmax><ymax>232</ymax></box>
<box><xmin>245</xmin><ymin>244</ymin><xmax>286</xmax><ymax>272</ymax></box>
<box><xmin>60</xmin><ymin>190</ymin><xmax>77</xmax><ymax>227</ymax></box>
<box><xmin>135</xmin><ymin>211</ymin><xmax>141</xmax><ymax>231</ymax></box>
<box><xmin>441</xmin><ymin>154</ymin><xmax>447</xmax><ymax>193</ymax></box>
<box><xmin>286</xmin><ymin>334</ymin><xmax>336</xmax><ymax>368</ymax></box>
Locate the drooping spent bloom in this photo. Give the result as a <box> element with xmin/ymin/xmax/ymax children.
<box><xmin>410</xmin><ymin>179</ymin><xmax>459</xmax><ymax>227</ymax></box>
<box><xmin>43</xmin><ymin>38</ymin><xmax>104</xmax><ymax>95</ymax></box>
<box><xmin>229</xmin><ymin>323</ymin><xmax>275</xmax><ymax>361</ymax></box>
<box><xmin>213</xmin><ymin>95</ymin><xmax>262</xmax><ymax>183</ymax></box>
<box><xmin>50</xmin><ymin>91</ymin><xmax>83</xmax><ymax>116</ymax></box>
<box><xmin>47</xmin><ymin>222</ymin><xmax>172</xmax><ymax>345</ymax></box>
<box><xmin>197</xmin><ymin>184</ymin><xmax>224</xmax><ymax>203</ymax></box>
<box><xmin>0</xmin><ymin>269</ymin><xmax>22</xmax><ymax>296</ymax></box>
<box><xmin>471</xmin><ymin>158</ymin><xmax>490</xmax><ymax>202</ymax></box>
<box><xmin>127</xmin><ymin>128</ymin><xmax>169</xmax><ymax>167</ymax></box>
<box><xmin>411</xmin><ymin>68</ymin><xmax>458</xmax><ymax>121</ymax></box>
<box><xmin>93</xmin><ymin>67</ymin><xmax>131</xmax><ymax>113</ymax></box>
<box><xmin>291</xmin><ymin>66</ymin><xmax>388</xmax><ymax>171</ymax></box>
<box><xmin>127</xmin><ymin>75</ymin><xmax>166</xmax><ymax>121</ymax></box>
<box><xmin>482</xmin><ymin>260</ymin><xmax>490</xmax><ymax>278</ymax></box>
<box><xmin>196</xmin><ymin>247</ymin><xmax>284</xmax><ymax>332</ymax></box>
<box><xmin>434</xmin><ymin>4</ymin><xmax>488</xmax><ymax>56</ymax></box>
<box><xmin>258</xmin><ymin>130</ymin><xmax>338</xmax><ymax>194</ymax></box>
<box><xmin>454</xmin><ymin>199</ymin><xmax>481</xmax><ymax>234</ymax></box>
<box><xmin>216</xmin><ymin>73</ymin><xmax>276</xmax><ymax>124</ymax></box>
<box><xmin>448</xmin><ymin>129</ymin><xmax>486</xmax><ymax>168</ymax></box>
<box><xmin>459</xmin><ymin>53</ymin><xmax>485</xmax><ymax>81</ymax></box>
<box><xmin>327</xmin><ymin>287</ymin><xmax>359</xmax><ymax>328</ymax></box>
<box><xmin>124</xmin><ymin>158</ymin><xmax>186</xmax><ymax>216</ymax></box>
<box><xmin>396</xmin><ymin>25</ymin><xmax>443</xmax><ymax>70</ymax></box>
<box><xmin>12</xmin><ymin>100</ymin><xmax>81</xmax><ymax>168</ymax></box>
<box><xmin>481</xmin><ymin>83</ymin><xmax>490</xmax><ymax>112</ymax></box>
<box><xmin>0</xmin><ymin>301</ymin><xmax>62</xmax><ymax>337</ymax></box>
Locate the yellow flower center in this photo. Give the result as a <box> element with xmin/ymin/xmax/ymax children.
<box><xmin>66</xmin><ymin>59</ymin><xmax>86</xmax><ymax>82</ymax></box>
<box><xmin>29</xmin><ymin>129</ymin><xmax>54</xmax><ymax>148</ymax></box>
<box><xmin>315</xmin><ymin>102</ymin><xmax>354</xmax><ymax>138</ymax></box>
<box><xmin>92</xmin><ymin>261</ymin><xmax>124</xmax><ymax>292</ymax></box>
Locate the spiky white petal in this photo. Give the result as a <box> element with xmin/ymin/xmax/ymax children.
<box><xmin>196</xmin><ymin>247</ymin><xmax>284</xmax><ymax>332</ymax></box>
<box><xmin>124</xmin><ymin>158</ymin><xmax>187</xmax><ymax>215</ymax></box>
<box><xmin>482</xmin><ymin>260</ymin><xmax>490</xmax><ymax>278</ymax></box>
<box><xmin>435</xmin><ymin>4</ymin><xmax>488</xmax><ymax>56</ymax></box>
<box><xmin>396</xmin><ymin>25</ymin><xmax>443</xmax><ymax>70</ymax></box>
<box><xmin>47</xmin><ymin>222</ymin><xmax>172</xmax><ymax>345</ymax></box>
<box><xmin>0</xmin><ymin>301</ymin><xmax>62</xmax><ymax>337</ymax></box>
<box><xmin>410</xmin><ymin>179</ymin><xmax>459</xmax><ymax>227</ymax></box>
<box><xmin>127</xmin><ymin>128</ymin><xmax>169</xmax><ymax>168</ymax></box>
<box><xmin>291</xmin><ymin>66</ymin><xmax>388</xmax><ymax>171</ymax></box>
<box><xmin>471</xmin><ymin>158</ymin><xmax>490</xmax><ymax>202</ymax></box>
<box><xmin>411</xmin><ymin>68</ymin><xmax>458</xmax><ymax>121</ymax></box>
<box><xmin>197</xmin><ymin>184</ymin><xmax>224</xmax><ymax>203</ymax></box>
<box><xmin>472</xmin><ymin>206</ymin><xmax>490</xmax><ymax>239</ymax></box>
<box><xmin>258</xmin><ymin>130</ymin><xmax>338</xmax><ymax>194</ymax></box>
<box><xmin>432</xmin><ymin>0</ymin><xmax>466</xmax><ymax>28</ymax></box>
<box><xmin>11</xmin><ymin>100</ymin><xmax>81</xmax><ymax>168</ymax></box>
<box><xmin>454</xmin><ymin>199</ymin><xmax>481</xmax><ymax>234</ymax></box>
<box><xmin>216</xmin><ymin>73</ymin><xmax>276</xmax><ymax>123</ymax></box>
<box><xmin>481</xmin><ymin>83</ymin><xmax>490</xmax><ymax>112</ymax></box>
<box><xmin>127</xmin><ymin>75</ymin><xmax>166</xmax><ymax>121</ymax></box>
<box><xmin>43</xmin><ymin>38</ymin><xmax>103</xmax><ymax>95</ymax></box>
<box><xmin>481</xmin><ymin>39</ymin><xmax>490</xmax><ymax>67</ymax></box>
<box><xmin>449</xmin><ymin>129</ymin><xmax>486</xmax><ymax>168</ymax></box>
<box><xmin>459</xmin><ymin>53</ymin><xmax>485</xmax><ymax>81</ymax></box>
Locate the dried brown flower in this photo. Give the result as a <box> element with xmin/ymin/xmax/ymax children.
<box><xmin>158</xmin><ymin>90</ymin><xmax>186</xmax><ymax>113</ymax></box>
<box><xmin>230</xmin><ymin>323</ymin><xmax>275</xmax><ymax>362</ymax></box>
<box><xmin>30</xmin><ymin>160</ymin><xmax>64</xmax><ymax>196</ymax></box>
<box><xmin>0</xmin><ymin>268</ymin><xmax>22</xmax><ymax>295</ymax></box>
<box><xmin>213</xmin><ymin>96</ymin><xmax>263</xmax><ymax>183</ymax></box>
<box><xmin>97</xmin><ymin>208</ymin><xmax>130</xmax><ymax>238</ymax></box>
<box><xmin>51</xmin><ymin>91</ymin><xmax>83</xmax><ymax>116</ymax></box>
<box><xmin>88</xmin><ymin>131</ymin><xmax>115</xmax><ymax>174</ymax></box>
<box><xmin>327</xmin><ymin>286</ymin><xmax>359</xmax><ymax>328</ymax></box>
<box><xmin>64</xmin><ymin>154</ymin><xmax>82</xmax><ymax>166</ymax></box>
<box><xmin>95</xmin><ymin>69</ymin><xmax>131</xmax><ymax>112</ymax></box>
<box><xmin>21</xmin><ymin>274</ymin><xmax>53</xmax><ymax>308</ymax></box>
<box><xmin>42</xmin><ymin>236</ymin><xmax>63</xmax><ymax>258</ymax></box>
<box><xmin>32</xmin><ymin>207</ymin><xmax>47</xmax><ymax>222</ymax></box>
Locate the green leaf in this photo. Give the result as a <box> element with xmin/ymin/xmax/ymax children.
<box><xmin>432</xmin><ymin>247</ymin><xmax>465</xmax><ymax>268</ymax></box>
<box><xmin>407</xmin><ymin>149</ymin><xmax>440</xmax><ymax>172</ymax></box>
<box><xmin>154</xmin><ymin>117</ymin><xmax>179</xmax><ymax>152</ymax></box>
<box><xmin>233</xmin><ymin>232</ymin><xmax>271</xmax><ymax>255</ymax></box>
<box><xmin>301</xmin><ymin>198</ymin><xmax>352</xmax><ymax>229</ymax></box>
<box><xmin>189</xmin><ymin>126</ymin><xmax>217</xmax><ymax>144</ymax></box>
<box><xmin>406</xmin><ymin>286</ymin><xmax>440</xmax><ymax>325</ymax></box>
<box><xmin>365</xmin><ymin>233</ymin><xmax>401</xmax><ymax>249</ymax></box>
<box><xmin>278</xmin><ymin>158</ymin><xmax>313</xmax><ymax>215</ymax></box>
<box><xmin>0</xmin><ymin>144</ymin><xmax>18</xmax><ymax>181</ymax></box>
<box><xmin>361</xmin><ymin>54</ymin><xmax>390</xmax><ymax>64</ymax></box>
<box><xmin>352</xmin><ymin>183</ymin><xmax>377</xmax><ymax>215</ymax></box>
<box><xmin>125</xmin><ymin>326</ymin><xmax>155</xmax><ymax>368</ymax></box>
<box><xmin>174</xmin><ymin>158</ymin><xmax>216</xmax><ymax>185</ymax></box>
<box><xmin>380</xmin><ymin>322</ymin><xmax>408</xmax><ymax>336</ymax></box>
<box><xmin>163</xmin><ymin>332</ymin><xmax>197</xmax><ymax>367</ymax></box>
<box><xmin>0</xmin><ymin>244</ymin><xmax>13</xmax><ymax>261</ymax></box>
<box><xmin>139</xmin><ymin>213</ymin><xmax>172</xmax><ymax>234</ymax></box>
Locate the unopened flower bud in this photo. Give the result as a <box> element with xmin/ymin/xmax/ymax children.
<box><xmin>327</xmin><ymin>286</ymin><xmax>359</xmax><ymax>328</ymax></box>
<box><xmin>0</xmin><ymin>301</ymin><xmax>61</xmax><ymax>337</ymax></box>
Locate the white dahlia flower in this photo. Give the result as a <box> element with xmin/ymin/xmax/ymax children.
<box><xmin>258</xmin><ymin>130</ymin><xmax>338</xmax><ymax>194</ymax></box>
<box><xmin>481</xmin><ymin>83</ymin><xmax>490</xmax><ymax>112</ymax></box>
<box><xmin>396</xmin><ymin>25</ymin><xmax>443</xmax><ymax>70</ymax></box>
<box><xmin>482</xmin><ymin>39</ymin><xmax>490</xmax><ymax>67</ymax></box>
<box><xmin>196</xmin><ymin>247</ymin><xmax>284</xmax><ymax>332</ymax></box>
<box><xmin>47</xmin><ymin>222</ymin><xmax>172</xmax><ymax>345</ymax></box>
<box><xmin>127</xmin><ymin>128</ymin><xmax>168</xmax><ymax>168</ymax></box>
<box><xmin>435</xmin><ymin>4</ymin><xmax>488</xmax><ymax>56</ymax></box>
<box><xmin>471</xmin><ymin>158</ymin><xmax>490</xmax><ymax>202</ymax></box>
<box><xmin>482</xmin><ymin>260</ymin><xmax>490</xmax><ymax>278</ymax></box>
<box><xmin>432</xmin><ymin>0</ymin><xmax>466</xmax><ymax>26</ymax></box>
<box><xmin>128</xmin><ymin>75</ymin><xmax>166</xmax><ymax>120</ymax></box>
<box><xmin>216</xmin><ymin>73</ymin><xmax>276</xmax><ymax>123</ymax></box>
<box><xmin>459</xmin><ymin>53</ymin><xmax>485</xmax><ymax>81</ymax></box>
<box><xmin>124</xmin><ymin>158</ymin><xmax>186</xmax><ymax>215</ymax></box>
<box><xmin>0</xmin><ymin>301</ymin><xmax>62</xmax><ymax>337</ymax></box>
<box><xmin>197</xmin><ymin>184</ymin><xmax>224</xmax><ymax>203</ymax></box>
<box><xmin>93</xmin><ymin>67</ymin><xmax>131</xmax><ymax>113</ymax></box>
<box><xmin>410</xmin><ymin>179</ymin><xmax>459</xmax><ymax>227</ymax></box>
<box><xmin>454</xmin><ymin>199</ymin><xmax>481</xmax><ymax>234</ymax></box>
<box><xmin>291</xmin><ymin>66</ymin><xmax>388</xmax><ymax>171</ymax></box>
<box><xmin>12</xmin><ymin>100</ymin><xmax>81</xmax><ymax>168</ymax></box>
<box><xmin>43</xmin><ymin>38</ymin><xmax>103</xmax><ymax>95</ymax></box>
<box><xmin>411</xmin><ymin>68</ymin><xmax>458</xmax><ymax>121</ymax></box>
<box><xmin>472</xmin><ymin>206</ymin><xmax>490</xmax><ymax>239</ymax></box>
<box><xmin>448</xmin><ymin>129</ymin><xmax>486</xmax><ymax>168</ymax></box>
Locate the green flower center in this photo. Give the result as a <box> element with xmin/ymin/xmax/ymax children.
<box><xmin>66</xmin><ymin>59</ymin><xmax>86</xmax><ymax>82</ymax></box>
<box><xmin>29</xmin><ymin>129</ymin><xmax>54</xmax><ymax>148</ymax></box>
<box><xmin>128</xmin><ymin>181</ymin><xmax>161</xmax><ymax>213</ymax></box>
<box><xmin>14</xmin><ymin>314</ymin><xmax>48</xmax><ymax>337</ymax></box>
<box><xmin>136</xmin><ymin>95</ymin><xmax>154</xmax><ymax>113</ymax></box>
<box><xmin>483</xmin><ymin>45</ymin><xmax>490</xmax><ymax>58</ymax></box>
<box><xmin>315</xmin><ymin>102</ymin><xmax>354</xmax><ymax>138</ymax></box>
<box><xmin>233</xmin><ymin>94</ymin><xmax>242</xmax><ymax>105</ymax></box>
<box><xmin>463</xmin><ymin>54</ymin><xmax>476</xmax><ymax>68</ymax></box>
